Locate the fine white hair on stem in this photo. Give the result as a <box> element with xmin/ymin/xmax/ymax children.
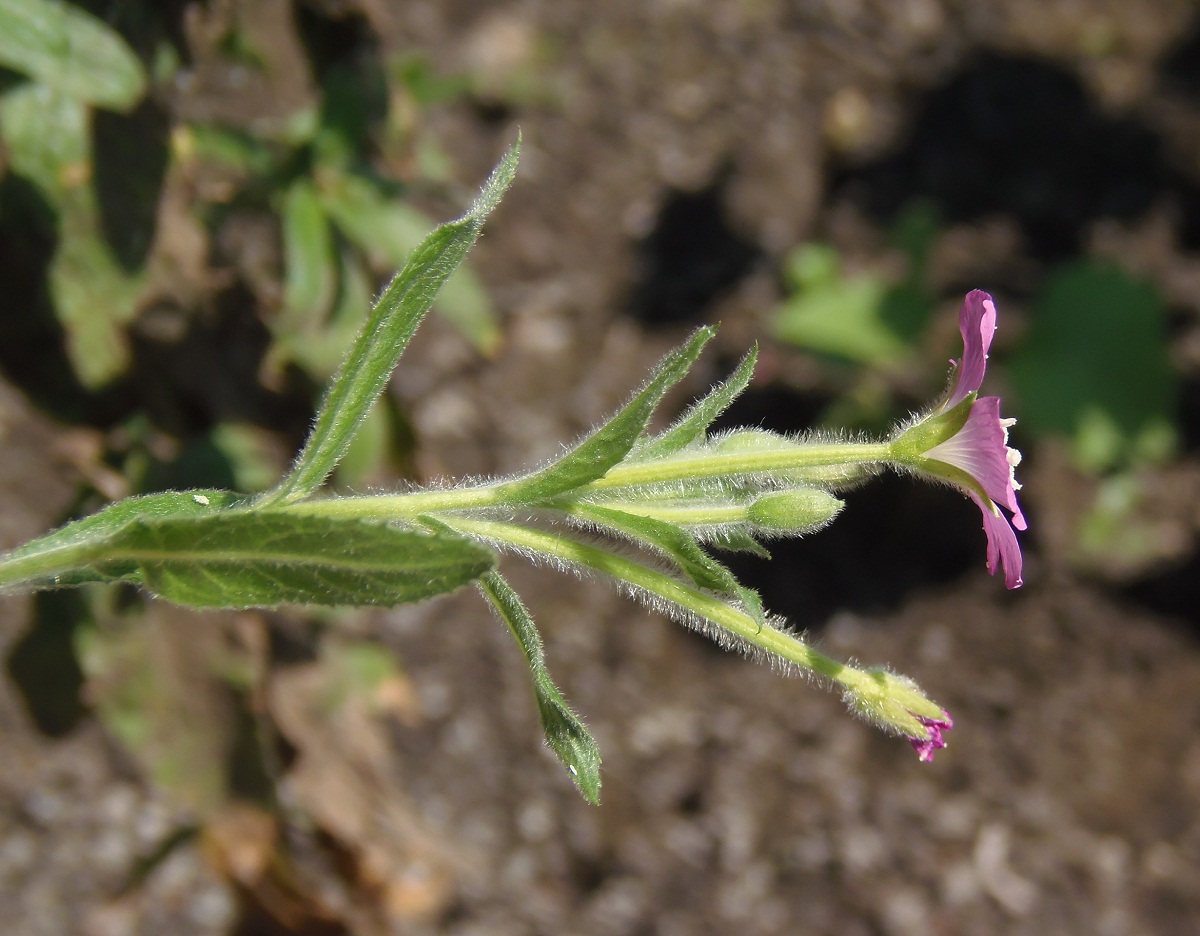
<box><xmin>449</xmin><ymin>521</ymin><xmax>836</xmax><ymax>679</ymax></box>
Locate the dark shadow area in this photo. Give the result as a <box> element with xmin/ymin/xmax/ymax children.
<box><xmin>1159</xmin><ymin>18</ymin><xmax>1200</xmax><ymax>250</ymax></box>
<box><xmin>1159</xmin><ymin>17</ymin><xmax>1200</xmax><ymax>102</ymax></box>
<box><xmin>5</xmin><ymin>591</ymin><xmax>89</xmax><ymax>737</ymax></box>
<box><xmin>719</xmin><ymin>476</ymin><xmax>982</xmax><ymax>630</ymax></box>
<box><xmin>127</xmin><ymin>284</ymin><xmax>315</xmax><ymax>443</ymax></box>
<box><xmin>0</xmin><ymin>174</ymin><xmax>129</xmax><ymax>423</ymax></box>
<box><xmin>1121</xmin><ymin>549</ymin><xmax>1200</xmax><ymax>635</ymax></box>
<box><xmin>267</xmin><ymin>615</ymin><xmax>324</xmax><ymax>665</ymax></box>
<box><xmin>1178</xmin><ymin>373</ymin><xmax>1200</xmax><ymax>453</ymax></box>
<box><xmin>626</xmin><ymin>174</ymin><xmax>762</xmax><ymax>326</ymax></box>
<box><xmin>93</xmin><ymin>99</ymin><xmax>172</xmax><ymax>272</ymax></box>
<box><xmin>836</xmin><ymin>52</ymin><xmax>1178</xmax><ymax>260</ymax></box>
<box><xmin>706</xmin><ymin>382</ymin><xmax>982</xmax><ymax>629</ymax></box>
<box><xmin>230</xmin><ymin>882</ymin><xmax>350</xmax><ymax>936</ymax></box>
<box><xmin>293</xmin><ymin>0</ymin><xmax>388</xmax><ymax>162</ymax></box>
<box><xmin>226</xmin><ymin>692</ymin><xmax>296</xmax><ymax>805</ymax></box>
<box><xmin>137</xmin><ymin>434</ymin><xmax>242</xmax><ymax>493</ymax></box>
<box><xmin>75</xmin><ymin>0</ymin><xmax>193</xmax><ymax>64</ymax></box>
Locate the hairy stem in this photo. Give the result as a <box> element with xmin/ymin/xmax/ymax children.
<box><xmin>282</xmin><ymin>438</ymin><xmax>895</xmax><ymax>521</ymax></box>
<box><xmin>437</xmin><ymin>515</ymin><xmax>874</xmax><ymax>694</ymax></box>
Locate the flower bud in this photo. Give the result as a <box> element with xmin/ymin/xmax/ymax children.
<box><xmin>841</xmin><ymin>668</ymin><xmax>953</xmax><ymax>760</ymax></box>
<box><xmin>747</xmin><ymin>488</ymin><xmax>843</xmax><ymax>534</ymax></box>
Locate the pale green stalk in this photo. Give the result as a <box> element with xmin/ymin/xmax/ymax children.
<box><xmin>431</xmin><ymin>515</ymin><xmax>946</xmax><ymax>740</ymax></box>
<box><xmin>585</xmin><ymin>441</ymin><xmax>894</xmax><ymax>489</ymax></box>
<box><xmin>282</xmin><ymin>438</ymin><xmax>895</xmax><ymax>521</ymax></box>
<box><xmin>429</xmin><ymin>516</ymin><xmax>867</xmax><ymax>692</ymax></box>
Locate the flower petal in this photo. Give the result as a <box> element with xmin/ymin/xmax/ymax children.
<box><xmin>925</xmin><ymin>396</ymin><xmax>1026</xmax><ymax>529</ymax></box>
<box><xmin>908</xmin><ymin>711</ymin><xmax>954</xmax><ymax>762</ymax></box>
<box><xmin>945</xmin><ymin>290</ymin><xmax>997</xmax><ymax>410</ymax></box>
<box><xmin>970</xmin><ymin>492</ymin><xmax>1024</xmax><ymax>588</ymax></box>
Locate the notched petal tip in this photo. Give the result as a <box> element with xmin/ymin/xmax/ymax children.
<box><xmin>945</xmin><ymin>290</ymin><xmax>997</xmax><ymax>410</ymax></box>
<box><xmin>973</xmin><ymin>493</ymin><xmax>1024</xmax><ymax>588</ymax></box>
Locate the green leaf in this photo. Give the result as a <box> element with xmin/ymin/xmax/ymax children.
<box><xmin>708</xmin><ymin>529</ymin><xmax>771</xmax><ymax>558</ymax></box>
<box><xmin>476</xmin><ymin>571</ymin><xmax>601</xmax><ymax>804</ymax></box>
<box><xmin>321</xmin><ymin>173</ymin><xmax>503</xmax><ymax>355</ymax></box>
<box><xmin>0</xmin><ymin>0</ymin><xmax>146</xmax><ymax>111</ymax></box>
<box><xmin>1</xmin><ymin>83</ymin><xmax>145</xmax><ymax>386</ymax></box>
<box><xmin>281</xmin><ymin>179</ymin><xmax>338</xmax><ymax>328</ymax></box>
<box><xmin>1008</xmin><ymin>261</ymin><xmax>1176</xmax><ymax>468</ymax></box>
<box><xmin>573</xmin><ymin>503</ymin><xmax>738</xmax><ymax>594</ymax></box>
<box><xmin>51</xmin><ymin>204</ymin><xmax>146</xmax><ymax>387</ymax></box>
<box><xmin>773</xmin><ymin>244</ymin><xmax>908</xmax><ymax>366</ymax></box>
<box><xmin>111</xmin><ymin>512</ymin><xmax>495</xmax><ymax>609</ymax></box>
<box><xmin>498</xmin><ymin>326</ymin><xmax>715</xmax><ymax>503</ymax></box>
<box><xmin>334</xmin><ymin>401</ymin><xmax>392</xmax><ymax>489</ymax></box>
<box><xmin>265</xmin><ymin>137</ymin><xmax>520</xmax><ymax>506</ymax></box>
<box><xmin>181</xmin><ymin>123</ymin><xmax>278</xmax><ymax>178</ymax></box>
<box><xmin>0</xmin><ymin>81</ymin><xmax>87</xmax><ymax>197</ymax></box>
<box><xmin>573</xmin><ymin>503</ymin><xmax>766</xmax><ymax>627</ymax></box>
<box><xmin>636</xmin><ymin>345</ymin><xmax>757</xmax><ymax>458</ymax></box>
<box><xmin>0</xmin><ymin>491</ymin><xmax>245</xmax><ymax>593</ymax></box>
<box><xmin>269</xmin><ymin>248</ymin><xmax>374</xmax><ymax>381</ymax></box>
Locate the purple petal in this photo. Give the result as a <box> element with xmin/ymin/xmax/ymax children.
<box><xmin>970</xmin><ymin>492</ymin><xmax>1024</xmax><ymax>588</ymax></box>
<box><xmin>944</xmin><ymin>290</ymin><xmax>997</xmax><ymax>410</ymax></box>
<box><xmin>925</xmin><ymin>396</ymin><xmax>1026</xmax><ymax>529</ymax></box>
<box><xmin>908</xmin><ymin>711</ymin><xmax>954</xmax><ymax>762</ymax></box>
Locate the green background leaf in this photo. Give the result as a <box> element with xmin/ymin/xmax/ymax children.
<box><xmin>320</xmin><ymin>173</ymin><xmax>502</xmax><ymax>356</ymax></box>
<box><xmin>1008</xmin><ymin>261</ymin><xmax>1177</xmax><ymax>470</ymax></box>
<box><xmin>0</xmin><ymin>0</ymin><xmax>147</xmax><ymax>111</ymax></box>
<box><xmin>0</xmin><ymin>83</ymin><xmax>145</xmax><ymax>386</ymax></box>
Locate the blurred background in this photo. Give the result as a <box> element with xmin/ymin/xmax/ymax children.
<box><xmin>2</xmin><ymin>1</ymin><xmax>1200</xmax><ymax>933</ymax></box>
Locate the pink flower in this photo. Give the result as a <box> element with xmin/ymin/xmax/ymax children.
<box><xmin>908</xmin><ymin>710</ymin><xmax>954</xmax><ymax>762</ymax></box>
<box><xmin>894</xmin><ymin>290</ymin><xmax>1027</xmax><ymax>588</ymax></box>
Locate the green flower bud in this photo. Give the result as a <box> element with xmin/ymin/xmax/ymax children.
<box><xmin>711</xmin><ymin>428</ymin><xmax>799</xmax><ymax>453</ymax></box>
<box><xmin>841</xmin><ymin>668</ymin><xmax>953</xmax><ymax>761</ymax></box>
<box><xmin>747</xmin><ymin>488</ymin><xmax>843</xmax><ymax>534</ymax></box>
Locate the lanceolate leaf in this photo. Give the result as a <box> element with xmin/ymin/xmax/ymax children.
<box><xmin>574</xmin><ymin>503</ymin><xmax>766</xmax><ymax>627</ymax></box>
<box><xmin>636</xmin><ymin>344</ymin><xmax>757</xmax><ymax>459</ymax></box>
<box><xmin>0</xmin><ymin>491</ymin><xmax>244</xmax><ymax>593</ymax></box>
<box><xmin>708</xmin><ymin>528</ymin><xmax>771</xmax><ymax>559</ymax></box>
<box><xmin>320</xmin><ymin>175</ymin><xmax>503</xmax><ymax>356</ymax></box>
<box><xmin>109</xmin><ymin>512</ymin><xmax>495</xmax><ymax>609</ymax></box>
<box><xmin>265</xmin><ymin>138</ymin><xmax>520</xmax><ymax>506</ymax></box>
<box><xmin>573</xmin><ymin>502</ymin><xmax>740</xmax><ymax>595</ymax></box>
<box><xmin>0</xmin><ymin>0</ymin><xmax>147</xmax><ymax>111</ymax></box>
<box><xmin>477</xmin><ymin>571</ymin><xmax>601</xmax><ymax>804</ymax></box>
<box><xmin>497</xmin><ymin>326</ymin><xmax>715</xmax><ymax>504</ymax></box>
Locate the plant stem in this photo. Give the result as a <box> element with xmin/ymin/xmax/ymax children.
<box><xmin>585</xmin><ymin>441</ymin><xmax>895</xmax><ymax>490</ymax></box>
<box><xmin>282</xmin><ymin>439</ymin><xmax>895</xmax><ymax>520</ymax></box>
<box><xmin>438</xmin><ymin>515</ymin><xmax>873</xmax><ymax>694</ymax></box>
